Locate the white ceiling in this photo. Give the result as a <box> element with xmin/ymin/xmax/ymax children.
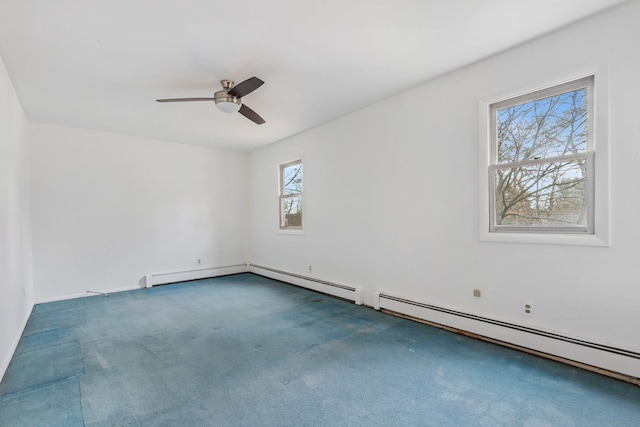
<box><xmin>0</xmin><ymin>0</ymin><xmax>628</xmax><ymax>152</ymax></box>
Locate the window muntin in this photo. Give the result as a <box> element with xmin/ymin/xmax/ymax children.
<box><xmin>279</xmin><ymin>159</ymin><xmax>303</xmax><ymax>230</ymax></box>
<box><xmin>489</xmin><ymin>76</ymin><xmax>594</xmax><ymax>233</ymax></box>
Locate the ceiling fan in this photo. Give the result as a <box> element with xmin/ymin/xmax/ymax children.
<box><xmin>156</xmin><ymin>77</ymin><xmax>265</xmax><ymax>125</ymax></box>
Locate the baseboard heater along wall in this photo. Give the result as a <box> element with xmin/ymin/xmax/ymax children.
<box><xmin>374</xmin><ymin>291</ymin><xmax>640</xmax><ymax>384</ymax></box>
<box><xmin>248</xmin><ymin>264</ymin><xmax>364</xmax><ymax>305</ymax></box>
<box><xmin>145</xmin><ymin>264</ymin><xmax>248</xmax><ymax>287</ymax></box>
<box><xmin>147</xmin><ymin>263</ymin><xmax>363</xmax><ymax>303</ymax></box>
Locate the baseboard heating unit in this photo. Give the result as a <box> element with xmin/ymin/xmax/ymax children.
<box><xmin>374</xmin><ymin>291</ymin><xmax>640</xmax><ymax>384</ymax></box>
<box><xmin>248</xmin><ymin>264</ymin><xmax>363</xmax><ymax>305</ymax></box>
<box><xmin>145</xmin><ymin>264</ymin><xmax>248</xmax><ymax>287</ymax></box>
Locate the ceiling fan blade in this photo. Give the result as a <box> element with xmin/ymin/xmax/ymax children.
<box><xmin>228</xmin><ymin>77</ymin><xmax>264</xmax><ymax>98</ymax></box>
<box><xmin>156</xmin><ymin>97</ymin><xmax>215</xmax><ymax>102</ymax></box>
<box><xmin>239</xmin><ymin>104</ymin><xmax>265</xmax><ymax>125</ymax></box>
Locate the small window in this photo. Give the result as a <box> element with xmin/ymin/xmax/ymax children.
<box><xmin>489</xmin><ymin>76</ymin><xmax>594</xmax><ymax>234</ymax></box>
<box><xmin>279</xmin><ymin>159</ymin><xmax>303</xmax><ymax>230</ymax></box>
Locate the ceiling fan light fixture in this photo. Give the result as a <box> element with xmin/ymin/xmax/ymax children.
<box><xmin>214</xmin><ymin>93</ymin><xmax>242</xmax><ymax>114</ymax></box>
<box><xmin>216</xmin><ymin>99</ymin><xmax>241</xmax><ymax>113</ymax></box>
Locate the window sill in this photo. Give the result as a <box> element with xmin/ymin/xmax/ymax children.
<box><xmin>480</xmin><ymin>230</ymin><xmax>609</xmax><ymax>247</ymax></box>
<box><xmin>277</xmin><ymin>229</ymin><xmax>305</xmax><ymax>236</ymax></box>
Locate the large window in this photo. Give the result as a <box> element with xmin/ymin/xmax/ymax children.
<box><xmin>279</xmin><ymin>159</ymin><xmax>303</xmax><ymax>230</ymax></box>
<box><xmin>489</xmin><ymin>76</ymin><xmax>594</xmax><ymax>234</ymax></box>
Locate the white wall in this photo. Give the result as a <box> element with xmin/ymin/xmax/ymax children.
<box><xmin>30</xmin><ymin>124</ymin><xmax>248</xmax><ymax>301</ymax></box>
<box><xmin>0</xmin><ymin>55</ymin><xmax>33</xmax><ymax>380</ymax></box>
<box><xmin>249</xmin><ymin>2</ymin><xmax>640</xmax><ymax>376</ymax></box>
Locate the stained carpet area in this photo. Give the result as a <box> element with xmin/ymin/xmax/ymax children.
<box><xmin>1</xmin><ymin>273</ymin><xmax>639</xmax><ymax>426</ymax></box>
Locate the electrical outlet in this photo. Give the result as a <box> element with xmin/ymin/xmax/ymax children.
<box><xmin>522</xmin><ymin>300</ymin><xmax>533</xmax><ymax>316</ymax></box>
<box><xmin>308</xmin><ymin>265</ymin><xmax>312</xmax><ymax>272</ymax></box>
<box><xmin>197</xmin><ymin>259</ymin><xmax>201</xmax><ymax>265</ymax></box>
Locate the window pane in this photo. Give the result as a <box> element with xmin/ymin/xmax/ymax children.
<box><xmin>282</xmin><ymin>163</ymin><xmax>303</xmax><ymax>195</ymax></box>
<box><xmin>497</xmin><ymin>88</ymin><xmax>587</xmax><ymax>163</ymax></box>
<box><xmin>494</xmin><ymin>159</ymin><xmax>586</xmax><ymax>226</ymax></box>
<box><xmin>280</xmin><ymin>196</ymin><xmax>302</xmax><ymax>228</ymax></box>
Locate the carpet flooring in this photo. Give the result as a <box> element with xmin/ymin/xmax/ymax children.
<box><xmin>1</xmin><ymin>273</ymin><xmax>639</xmax><ymax>426</ymax></box>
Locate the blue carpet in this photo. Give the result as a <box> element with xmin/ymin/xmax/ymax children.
<box><xmin>1</xmin><ymin>273</ymin><xmax>639</xmax><ymax>426</ymax></box>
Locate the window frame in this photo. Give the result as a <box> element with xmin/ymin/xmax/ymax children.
<box><xmin>489</xmin><ymin>76</ymin><xmax>595</xmax><ymax>234</ymax></box>
<box><xmin>278</xmin><ymin>158</ymin><xmax>303</xmax><ymax>231</ymax></box>
<box><xmin>478</xmin><ymin>73</ymin><xmax>609</xmax><ymax>246</ymax></box>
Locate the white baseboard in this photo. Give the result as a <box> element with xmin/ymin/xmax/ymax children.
<box><xmin>0</xmin><ymin>303</ymin><xmax>33</xmax><ymax>384</ymax></box>
<box><xmin>374</xmin><ymin>291</ymin><xmax>640</xmax><ymax>381</ymax></box>
<box><xmin>145</xmin><ymin>263</ymin><xmax>249</xmax><ymax>287</ymax></box>
<box><xmin>33</xmin><ymin>264</ymin><xmax>250</xmax><ymax>304</ymax></box>
<box><xmin>248</xmin><ymin>264</ymin><xmax>363</xmax><ymax>305</ymax></box>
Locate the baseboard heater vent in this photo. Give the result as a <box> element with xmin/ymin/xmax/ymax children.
<box><xmin>375</xmin><ymin>292</ymin><xmax>640</xmax><ymax>360</ymax></box>
<box><xmin>249</xmin><ymin>264</ymin><xmax>363</xmax><ymax>305</ymax></box>
<box><xmin>145</xmin><ymin>264</ymin><xmax>248</xmax><ymax>287</ymax></box>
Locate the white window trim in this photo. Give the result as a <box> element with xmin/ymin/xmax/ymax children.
<box><xmin>278</xmin><ymin>156</ymin><xmax>305</xmax><ymax>235</ymax></box>
<box><xmin>490</xmin><ymin>76</ymin><xmax>595</xmax><ymax>234</ymax></box>
<box><xmin>478</xmin><ymin>72</ymin><xmax>610</xmax><ymax>246</ymax></box>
